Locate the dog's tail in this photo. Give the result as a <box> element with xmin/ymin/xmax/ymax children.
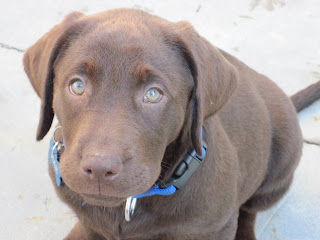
<box><xmin>291</xmin><ymin>81</ymin><xmax>320</xmax><ymax>112</ymax></box>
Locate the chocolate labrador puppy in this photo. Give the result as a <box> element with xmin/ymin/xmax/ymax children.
<box><xmin>23</xmin><ymin>9</ymin><xmax>320</xmax><ymax>240</ymax></box>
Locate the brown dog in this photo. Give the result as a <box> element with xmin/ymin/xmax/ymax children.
<box><xmin>23</xmin><ymin>9</ymin><xmax>320</xmax><ymax>240</ymax></box>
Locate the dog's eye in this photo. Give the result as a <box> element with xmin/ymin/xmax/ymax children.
<box><xmin>143</xmin><ymin>88</ymin><xmax>162</xmax><ymax>103</ymax></box>
<box><xmin>69</xmin><ymin>79</ymin><xmax>85</xmax><ymax>95</ymax></box>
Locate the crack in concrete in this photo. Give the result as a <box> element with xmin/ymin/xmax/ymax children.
<box><xmin>0</xmin><ymin>43</ymin><xmax>25</xmax><ymax>53</ymax></box>
<box><xmin>304</xmin><ymin>139</ymin><xmax>320</xmax><ymax>146</ymax></box>
<box><xmin>196</xmin><ymin>4</ymin><xmax>201</xmax><ymax>12</ymax></box>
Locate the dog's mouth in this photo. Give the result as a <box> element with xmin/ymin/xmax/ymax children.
<box><xmin>81</xmin><ymin>193</ymin><xmax>127</xmax><ymax>207</ymax></box>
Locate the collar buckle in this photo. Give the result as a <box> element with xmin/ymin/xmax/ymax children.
<box><xmin>159</xmin><ymin>140</ymin><xmax>207</xmax><ymax>190</ymax></box>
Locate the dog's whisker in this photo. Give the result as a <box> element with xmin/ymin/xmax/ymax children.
<box><xmin>161</xmin><ymin>161</ymin><xmax>171</xmax><ymax>167</ymax></box>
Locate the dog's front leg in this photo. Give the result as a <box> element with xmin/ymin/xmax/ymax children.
<box><xmin>235</xmin><ymin>209</ymin><xmax>257</xmax><ymax>240</ymax></box>
<box><xmin>63</xmin><ymin>221</ymin><xmax>105</xmax><ymax>240</ymax></box>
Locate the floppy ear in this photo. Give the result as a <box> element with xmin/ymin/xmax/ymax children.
<box><xmin>170</xmin><ymin>21</ymin><xmax>239</xmax><ymax>155</ymax></box>
<box><xmin>23</xmin><ymin>12</ymin><xmax>85</xmax><ymax>140</ymax></box>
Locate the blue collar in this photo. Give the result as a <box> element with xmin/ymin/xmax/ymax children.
<box><xmin>49</xmin><ymin>140</ymin><xmax>62</xmax><ymax>187</ymax></box>
<box><xmin>49</xmin><ymin>128</ymin><xmax>207</xmax><ymax>220</ymax></box>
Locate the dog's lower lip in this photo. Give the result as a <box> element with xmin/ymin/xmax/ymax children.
<box><xmin>81</xmin><ymin>194</ymin><xmax>127</xmax><ymax>206</ymax></box>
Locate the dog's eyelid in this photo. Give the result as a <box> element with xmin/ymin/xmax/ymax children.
<box><xmin>68</xmin><ymin>73</ymin><xmax>86</xmax><ymax>82</ymax></box>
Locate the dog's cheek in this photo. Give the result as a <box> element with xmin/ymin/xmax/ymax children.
<box><xmin>142</xmin><ymin>143</ymin><xmax>168</xmax><ymax>184</ymax></box>
<box><xmin>123</xmin><ymin>158</ymin><xmax>162</xmax><ymax>194</ymax></box>
<box><xmin>53</xmin><ymin>87</ymin><xmax>86</xmax><ymax>144</ymax></box>
<box><xmin>59</xmin><ymin>153</ymin><xmax>85</xmax><ymax>193</ymax></box>
<box><xmin>158</xmin><ymin>100</ymin><xmax>187</xmax><ymax>145</ymax></box>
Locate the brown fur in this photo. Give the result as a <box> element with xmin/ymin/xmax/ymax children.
<box><xmin>23</xmin><ymin>9</ymin><xmax>320</xmax><ymax>240</ymax></box>
<box><xmin>291</xmin><ymin>80</ymin><xmax>320</xmax><ymax>112</ymax></box>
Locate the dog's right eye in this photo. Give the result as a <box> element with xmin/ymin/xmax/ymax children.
<box><xmin>69</xmin><ymin>79</ymin><xmax>85</xmax><ymax>95</ymax></box>
<box><xmin>143</xmin><ymin>88</ymin><xmax>163</xmax><ymax>103</ymax></box>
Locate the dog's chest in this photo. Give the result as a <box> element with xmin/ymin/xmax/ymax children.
<box><xmin>90</xmin><ymin>207</ymin><xmax>213</xmax><ymax>240</ymax></box>
<box><xmin>84</xmin><ymin>207</ymin><xmax>161</xmax><ymax>240</ymax></box>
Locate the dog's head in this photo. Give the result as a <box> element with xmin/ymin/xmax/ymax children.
<box><xmin>24</xmin><ymin>9</ymin><xmax>238</xmax><ymax>207</ymax></box>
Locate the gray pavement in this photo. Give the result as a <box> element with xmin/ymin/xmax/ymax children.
<box><xmin>0</xmin><ymin>0</ymin><xmax>319</xmax><ymax>239</ymax></box>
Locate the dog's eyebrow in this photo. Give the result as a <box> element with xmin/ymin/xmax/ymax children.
<box><xmin>85</xmin><ymin>62</ymin><xmax>95</xmax><ymax>77</ymax></box>
<box><xmin>133</xmin><ymin>64</ymin><xmax>173</xmax><ymax>98</ymax></box>
<box><xmin>133</xmin><ymin>65</ymin><xmax>171</xmax><ymax>85</ymax></box>
<box><xmin>69</xmin><ymin>61</ymin><xmax>96</xmax><ymax>78</ymax></box>
<box><xmin>134</xmin><ymin>65</ymin><xmax>156</xmax><ymax>83</ymax></box>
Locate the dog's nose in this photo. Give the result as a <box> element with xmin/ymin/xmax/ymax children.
<box><xmin>81</xmin><ymin>154</ymin><xmax>122</xmax><ymax>180</ymax></box>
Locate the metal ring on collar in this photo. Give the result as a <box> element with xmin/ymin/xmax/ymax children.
<box><xmin>53</xmin><ymin>126</ymin><xmax>63</xmax><ymax>145</ymax></box>
<box><xmin>125</xmin><ymin>196</ymin><xmax>137</xmax><ymax>222</ymax></box>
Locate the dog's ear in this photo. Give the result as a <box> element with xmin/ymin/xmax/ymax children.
<box><xmin>170</xmin><ymin>22</ymin><xmax>239</xmax><ymax>155</ymax></box>
<box><xmin>23</xmin><ymin>12</ymin><xmax>85</xmax><ymax>140</ymax></box>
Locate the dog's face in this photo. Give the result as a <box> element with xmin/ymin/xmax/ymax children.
<box><xmin>52</xmin><ymin>22</ymin><xmax>194</xmax><ymax>206</ymax></box>
<box><xmin>24</xmin><ymin>9</ymin><xmax>238</xmax><ymax>207</ymax></box>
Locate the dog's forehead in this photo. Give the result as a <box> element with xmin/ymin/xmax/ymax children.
<box><xmin>59</xmin><ymin>18</ymin><xmax>184</xmax><ymax>86</ymax></box>
<box><xmin>81</xmin><ymin>19</ymin><xmax>170</xmax><ymax>71</ymax></box>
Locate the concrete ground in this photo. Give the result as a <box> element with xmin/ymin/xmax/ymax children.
<box><xmin>0</xmin><ymin>0</ymin><xmax>319</xmax><ymax>239</ymax></box>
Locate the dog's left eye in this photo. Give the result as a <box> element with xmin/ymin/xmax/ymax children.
<box><xmin>143</xmin><ymin>88</ymin><xmax>162</xmax><ymax>103</ymax></box>
<box><xmin>69</xmin><ymin>79</ymin><xmax>85</xmax><ymax>95</ymax></box>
